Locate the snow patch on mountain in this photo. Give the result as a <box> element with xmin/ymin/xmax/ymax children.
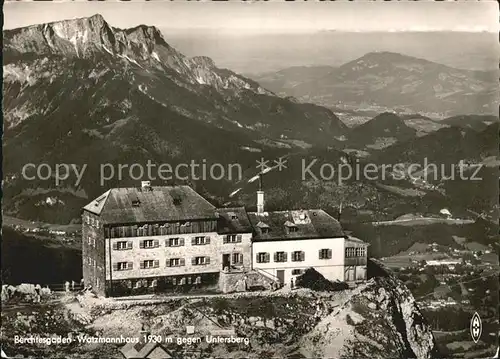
<box><xmin>151</xmin><ymin>51</ymin><xmax>160</xmax><ymax>62</ymax></box>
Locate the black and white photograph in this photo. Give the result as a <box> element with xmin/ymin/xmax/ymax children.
<box><xmin>1</xmin><ymin>1</ymin><xmax>499</xmax><ymax>358</ymax></box>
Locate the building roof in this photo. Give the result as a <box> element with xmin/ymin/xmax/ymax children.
<box><xmin>216</xmin><ymin>207</ymin><xmax>253</xmax><ymax>234</ymax></box>
<box><xmin>247</xmin><ymin>209</ymin><xmax>345</xmax><ymax>241</ymax></box>
<box><xmin>345</xmin><ymin>235</ymin><xmax>370</xmax><ymax>246</ymax></box>
<box><xmin>83</xmin><ymin>186</ymin><xmax>217</xmax><ymax>224</ymax></box>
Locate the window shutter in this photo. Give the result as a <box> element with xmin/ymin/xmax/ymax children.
<box><xmin>139</xmin><ymin>240</ymin><xmax>145</xmax><ymax>249</ymax></box>
<box><xmin>301</xmin><ymin>251</ymin><xmax>305</xmax><ymax>261</ymax></box>
<box><xmin>165</xmin><ymin>239</ymin><xmax>170</xmax><ymax>247</ymax></box>
<box><xmin>328</xmin><ymin>249</ymin><xmax>332</xmax><ymax>259</ymax></box>
<box><xmin>319</xmin><ymin>249</ymin><xmax>322</xmax><ymax>259</ymax></box>
<box><xmin>265</xmin><ymin>253</ymin><xmax>270</xmax><ymax>263</ymax></box>
<box><xmin>128</xmin><ymin>262</ymin><xmax>133</xmax><ymax>270</ymax></box>
<box><xmin>274</xmin><ymin>252</ymin><xmax>278</xmax><ymax>262</ymax></box>
<box><xmin>140</xmin><ymin>261</ymin><xmax>145</xmax><ymax>269</ymax></box>
<box><xmin>179</xmin><ymin>238</ymin><xmax>184</xmax><ymax>246</ymax></box>
<box><xmin>205</xmin><ymin>236</ymin><xmax>211</xmax><ymax>244</ymax></box>
<box><xmin>112</xmin><ymin>242</ymin><xmax>118</xmax><ymax>250</ymax></box>
<box><xmin>283</xmin><ymin>252</ymin><xmax>288</xmax><ymax>262</ymax></box>
<box><xmin>127</xmin><ymin>241</ymin><xmax>133</xmax><ymax>249</ymax></box>
<box><xmin>112</xmin><ymin>263</ymin><xmax>118</xmax><ymax>271</ymax></box>
<box><xmin>237</xmin><ymin>234</ymin><xmax>242</xmax><ymax>242</ymax></box>
<box><xmin>206</xmin><ymin>257</ymin><xmax>210</xmax><ymax>265</ymax></box>
<box><xmin>154</xmin><ymin>260</ymin><xmax>159</xmax><ymax>268</ymax></box>
<box><xmin>191</xmin><ymin>237</ymin><xmax>196</xmax><ymax>245</ymax></box>
<box><xmin>192</xmin><ymin>258</ymin><xmax>197</xmax><ymax>265</ymax></box>
<box><xmin>180</xmin><ymin>258</ymin><xmax>185</xmax><ymax>266</ymax></box>
<box><xmin>154</xmin><ymin>239</ymin><xmax>159</xmax><ymax>248</ymax></box>
<box><xmin>166</xmin><ymin>259</ymin><xmax>171</xmax><ymax>267</ymax></box>
<box><xmin>223</xmin><ymin>235</ymin><xmax>228</xmax><ymax>244</ymax></box>
<box><xmin>256</xmin><ymin>253</ymin><xmax>260</xmax><ymax>263</ymax></box>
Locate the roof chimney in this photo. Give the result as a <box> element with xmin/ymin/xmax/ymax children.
<box><xmin>256</xmin><ymin>174</ymin><xmax>265</xmax><ymax>213</ymax></box>
<box><xmin>257</xmin><ymin>190</ymin><xmax>265</xmax><ymax>213</ymax></box>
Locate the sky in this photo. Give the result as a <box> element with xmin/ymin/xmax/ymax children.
<box><xmin>4</xmin><ymin>0</ymin><xmax>499</xmax><ymax>33</ymax></box>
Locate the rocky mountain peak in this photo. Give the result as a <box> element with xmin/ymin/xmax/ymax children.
<box><xmin>191</xmin><ymin>56</ymin><xmax>216</xmax><ymax>68</ymax></box>
<box><xmin>4</xmin><ymin>14</ymin><xmax>172</xmax><ymax>61</ymax></box>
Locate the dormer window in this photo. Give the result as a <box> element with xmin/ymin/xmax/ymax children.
<box><xmin>256</xmin><ymin>221</ymin><xmax>270</xmax><ymax>234</ymax></box>
<box><xmin>173</xmin><ymin>195</ymin><xmax>182</xmax><ymax>206</ymax></box>
<box><xmin>284</xmin><ymin>220</ymin><xmax>298</xmax><ymax>233</ymax></box>
<box><xmin>227</xmin><ymin>211</ymin><xmax>238</xmax><ymax>220</ymax></box>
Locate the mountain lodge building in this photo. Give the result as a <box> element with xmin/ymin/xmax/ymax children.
<box><xmin>82</xmin><ymin>182</ymin><xmax>368</xmax><ymax>297</ymax></box>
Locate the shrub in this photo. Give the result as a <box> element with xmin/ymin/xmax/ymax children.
<box><xmin>295</xmin><ymin>268</ymin><xmax>349</xmax><ymax>292</ymax></box>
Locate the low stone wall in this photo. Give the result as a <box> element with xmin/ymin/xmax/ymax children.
<box><xmin>219</xmin><ymin>270</ymin><xmax>276</xmax><ymax>293</ymax></box>
<box><xmin>106</xmin><ymin>272</ymin><xmax>219</xmax><ymax>297</ymax></box>
<box><xmin>1</xmin><ymin>283</ymin><xmax>52</xmax><ymax>303</ymax></box>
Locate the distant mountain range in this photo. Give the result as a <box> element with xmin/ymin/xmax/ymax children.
<box><xmin>372</xmin><ymin>122</ymin><xmax>498</xmax><ymax>166</ymax></box>
<box><xmin>2</xmin><ymin>15</ymin><xmax>497</xmax><ymax>225</ymax></box>
<box><xmin>3</xmin><ymin>15</ymin><xmax>347</xmax><ymax>222</ymax></box>
<box><xmin>345</xmin><ymin>112</ymin><xmax>417</xmax><ymax>150</ymax></box>
<box><xmin>251</xmin><ymin>51</ymin><xmax>498</xmax><ymax>116</ymax></box>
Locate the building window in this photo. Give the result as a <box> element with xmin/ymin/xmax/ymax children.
<box><xmin>195</xmin><ymin>276</ymin><xmax>201</xmax><ymax>284</ymax></box>
<box><xmin>261</xmin><ymin>228</ymin><xmax>270</xmax><ymax>234</ymax></box>
<box><xmin>319</xmin><ymin>249</ymin><xmax>332</xmax><ymax>260</ymax></box>
<box><xmin>140</xmin><ymin>239</ymin><xmax>159</xmax><ymax>249</ymax></box>
<box><xmin>345</xmin><ymin>247</ymin><xmax>355</xmax><ymax>258</ymax></box>
<box><xmin>114</xmin><ymin>241</ymin><xmax>132</xmax><ymax>250</ymax></box>
<box><xmin>140</xmin><ymin>260</ymin><xmax>159</xmax><ymax>269</ymax></box>
<box><xmin>187</xmin><ymin>277</ymin><xmax>192</xmax><ymax>285</ymax></box>
<box><xmin>126</xmin><ymin>280</ymin><xmax>132</xmax><ymax>289</ymax></box>
<box><xmin>292</xmin><ymin>269</ymin><xmax>304</xmax><ymax>275</ymax></box>
<box><xmin>166</xmin><ymin>237</ymin><xmax>184</xmax><ymax>247</ymax></box>
<box><xmin>232</xmin><ymin>253</ymin><xmax>243</xmax><ymax>265</ymax></box>
<box><xmin>256</xmin><ymin>252</ymin><xmax>270</xmax><ymax>263</ymax></box>
<box><xmin>114</xmin><ymin>262</ymin><xmax>132</xmax><ymax>271</ymax></box>
<box><xmin>355</xmin><ymin>247</ymin><xmax>366</xmax><ymax>257</ymax></box>
<box><xmin>192</xmin><ymin>236</ymin><xmax>210</xmax><ymax>245</ymax></box>
<box><xmin>167</xmin><ymin>258</ymin><xmax>185</xmax><ymax>267</ymax></box>
<box><xmin>172</xmin><ymin>277</ymin><xmax>177</xmax><ymax>285</ymax></box>
<box><xmin>286</xmin><ymin>224</ymin><xmax>299</xmax><ymax>233</ymax></box>
<box><xmin>192</xmin><ymin>256</ymin><xmax>210</xmax><ymax>265</ymax></box>
<box><xmin>274</xmin><ymin>251</ymin><xmax>287</xmax><ymax>263</ymax></box>
<box><xmin>223</xmin><ymin>234</ymin><xmax>242</xmax><ymax>244</ymax></box>
<box><xmin>292</xmin><ymin>251</ymin><xmax>305</xmax><ymax>262</ymax></box>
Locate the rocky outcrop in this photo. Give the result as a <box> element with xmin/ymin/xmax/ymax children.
<box><xmin>297</xmin><ymin>261</ymin><xmax>438</xmax><ymax>359</ymax></box>
<box><xmin>2</xmin><ymin>277</ymin><xmax>439</xmax><ymax>359</ymax></box>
